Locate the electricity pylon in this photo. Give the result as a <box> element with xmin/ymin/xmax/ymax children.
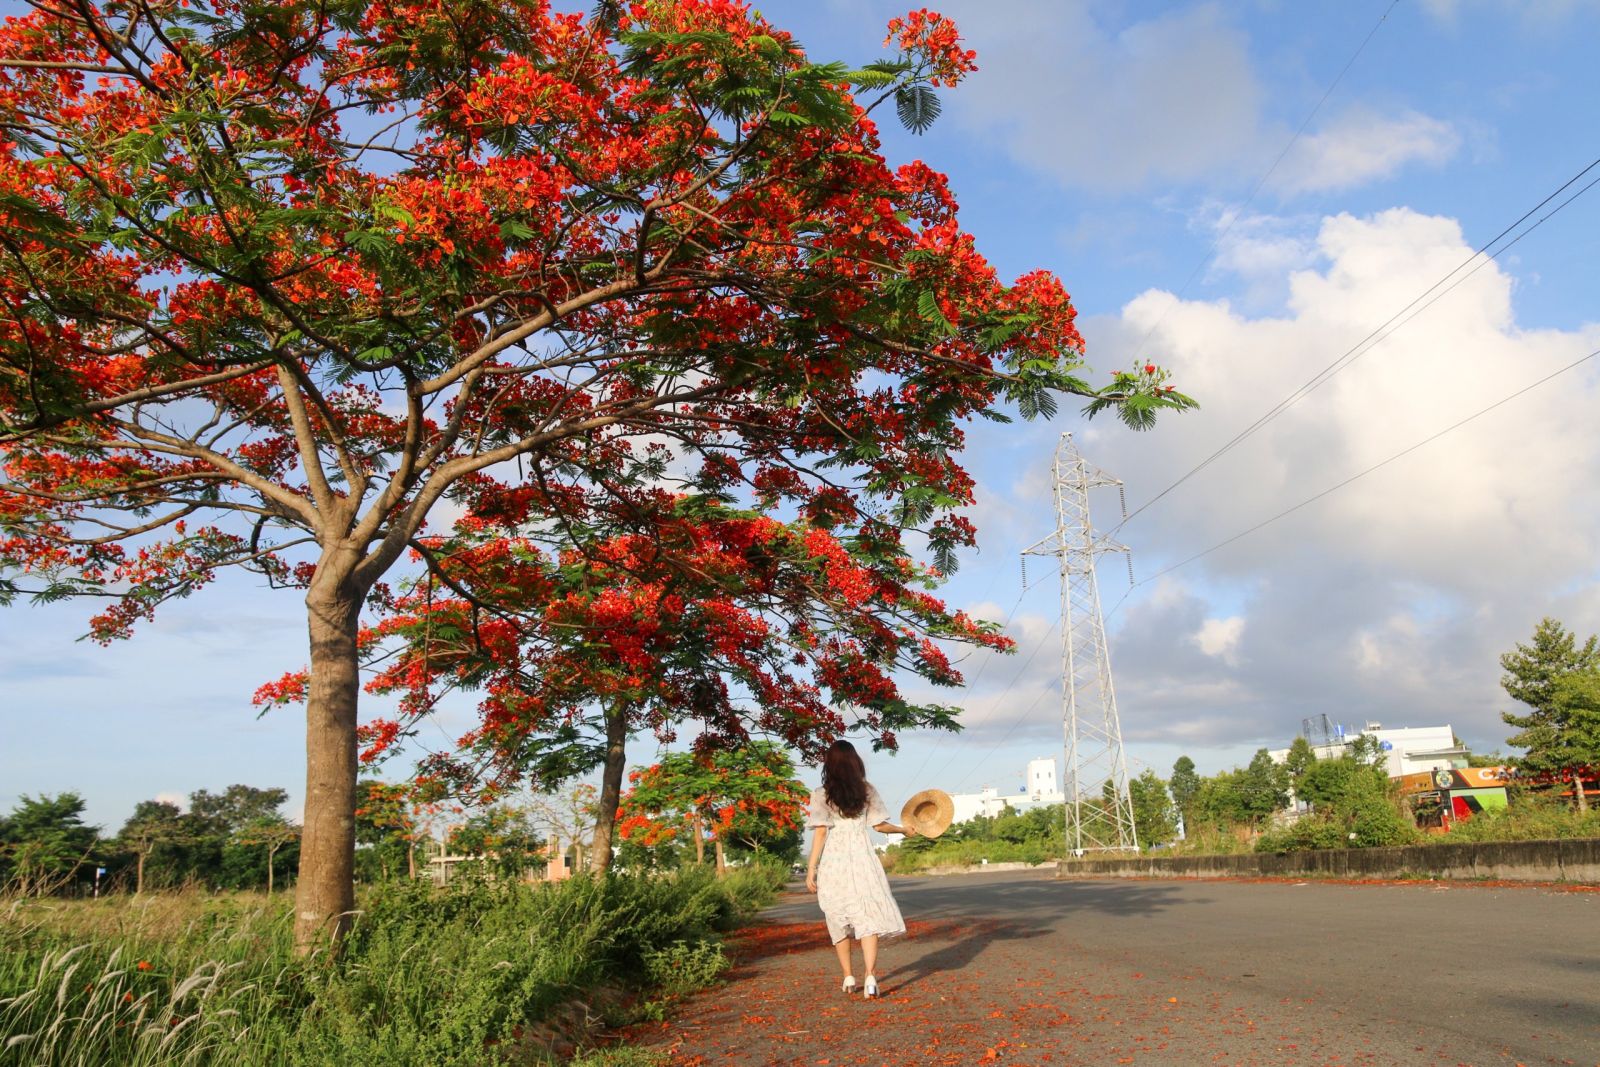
<box><xmin>1023</xmin><ymin>433</ymin><xmax>1139</xmax><ymax>855</ymax></box>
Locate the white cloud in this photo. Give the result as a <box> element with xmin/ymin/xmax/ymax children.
<box><xmin>1078</xmin><ymin>205</ymin><xmax>1600</xmax><ymax>752</ymax></box>
<box><xmin>1194</xmin><ymin>616</ymin><xmax>1244</xmax><ymax>662</ymax></box>
<box><xmin>945</xmin><ymin>0</ymin><xmax>1263</xmax><ymax>193</ymax></box>
<box><xmin>1421</xmin><ymin>0</ymin><xmax>1600</xmax><ymax>26</ymax></box>
<box><xmin>154</xmin><ymin>792</ymin><xmax>186</xmax><ymax>811</ymax></box>
<box><xmin>1270</xmin><ymin>108</ymin><xmax>1461</xmax><ymax>194</ymax></box>
<box><xmin>932</xmin><ymin>1</ymin><xmax>1458</xmax><ymax>198</ymax></box>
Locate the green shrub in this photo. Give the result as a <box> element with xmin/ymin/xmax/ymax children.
<box><xmin>1255</xmin><ymin>817</ymin><xmax>1349</xmax><ymax>853</ymax></box>
<box><xmin>1436</xmin><ymin>794</ymin><xmax>1600</xmax><ymax>842</ymax></box>
<box><xmin>641</xmin><ymin>939</ymin><xmax>729</xmax><ymax>995</ymax></box>
<box><xmin>883</xmin><ymin>837</ymin><xmax>1053</xmax><ymax>873</ymax></box>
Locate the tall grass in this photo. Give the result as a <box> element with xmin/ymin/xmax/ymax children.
<box><xmin>1</xmin><ymin>863</ymin><xmax>787</xmax><ymax>1066</ymax></box>
<box><xmin>1435</xmin><ymin>794</ymin><xmax>1600</xmax><ymax>843</ymax></box>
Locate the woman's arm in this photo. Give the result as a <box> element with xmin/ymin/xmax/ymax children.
<box><xmin>872</xmin><ymin>821</ymin><xmax>919</xmax><ymax>836</ymax></box>
<box><xmin>805</xmin><ymin>826</ymin><xmax>827</xmax><ymax>893</ymax></box>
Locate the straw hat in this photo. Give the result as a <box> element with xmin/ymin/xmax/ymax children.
<box><xmin>900</xmin><ymin>789</ymin><xmax>954</xmax><ymax>839</ymax></box>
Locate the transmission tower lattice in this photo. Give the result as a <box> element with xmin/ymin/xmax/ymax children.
<box><xmin>1022</xmin><ymin>433</ymin><xmax>1139</xmax><ymax>855</ymax></box>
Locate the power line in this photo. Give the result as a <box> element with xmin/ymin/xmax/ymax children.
<box><xmin>1128</xmin><ymin>0</ymin><xmax>1403</xmax><ymax>366</ymax></box>
<box><xmin>902</xmin><ymin>565</ymin><xmax>1058</xmax><ymax>784</ymax></box>
<box><xmin>1119</xmin><ymin>154</ymin><xmax>1600</xmax><ymax>532</ymax></box>
<box><xmin>919</xmin><ymin>615</ymin><xmax>1061</xmax><ymax>790</ymax></box>
<box><xmin>1136</xmin><ymin>343</ymin><xmax>1600</xmax><ymax>585</ymax></box>
<box><xmin>947</xmin><ymin>681</ymin><xmax>1056</xmax><ymax>792</ymax></box>
<box><xmin>900</xmin><ymin>586</ymin><xmax>1028</xmax><ymax>784</ymax></box>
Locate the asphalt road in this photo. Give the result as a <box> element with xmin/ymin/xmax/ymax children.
<box><xmin>638</xmin><ymin>870</ymin><xmax>1599</xmax><ymax>1066</ymax></box>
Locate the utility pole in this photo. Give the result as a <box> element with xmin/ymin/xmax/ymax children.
<box><xmin>1023</xmin><ymin>433</ymin><xmax>1139</xmax><ymax>855</ymax></box>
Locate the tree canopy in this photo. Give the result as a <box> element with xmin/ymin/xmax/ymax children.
<box><xmin>0</xmin><ymin>0</ymin><xmax>1191</xmax><ymax>946</ymax></box>
<box><xmin>1502</xmin><ymin>618</ymin><xmax>1600</xmax><ymax>808</ymax></box>
<box><xmin>1169</xmin><ymin>755</ymin><xmax>1199</xmax><ymax>830</ymax></box>
<box><xmin>0</xmin><ymin>792</ymin><xmax>97</xmax><ymax>895</ymax></box>
<box><xmin>618</xmin><ymin>741</ymin><xmax>807</xmax><ymax>871</ymax></box>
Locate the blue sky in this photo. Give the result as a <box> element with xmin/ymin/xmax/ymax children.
<box><xmin>6</xmin><ymin>0</ymin><xmax>1600</xmax><ymax>832</ymax></box>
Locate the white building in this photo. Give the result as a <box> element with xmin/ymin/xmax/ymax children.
<box><xmin>949</xmin><ymin>757</ymin><xmax>1065</xmax><ymax>825</ymax></box>
<box><xmin>1268</xmin><ymin>722</ymin><xmax>1467</xmax><ymax>779</ymax></box>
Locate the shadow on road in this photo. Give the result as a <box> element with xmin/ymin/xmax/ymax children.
<box><xmin>896</xmin><ymin>874</ymin><xmax>1204</xmax><ymax>922</ymax></box>
<box><xmin>888</xmin><ymin>918</ymin><xmax>1040</xmax><ymax>993</ymax></box>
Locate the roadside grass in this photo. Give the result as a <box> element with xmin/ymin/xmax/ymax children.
<box><xmin>891</xmin><ymin>799</ymin><xmax>1600</xmax><ymax>870</ymax></box>
<box><xmin>1434</xmin><ymin>795</ymin><xmax>1600</xmax><ymax>842</ymax></box>
<box><xmin>0</xmin><ymin>862</ymin><xmax>786</xmax><ymax>1065</ymax></box>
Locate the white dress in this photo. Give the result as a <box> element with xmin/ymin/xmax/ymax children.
<box><xmin>807</xmin><ymin>784</ymin><xmax>906</xmax><ymax>945</ymax></box>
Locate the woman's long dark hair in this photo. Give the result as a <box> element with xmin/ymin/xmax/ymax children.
<box><xmin>821</xmin><ymin>739</ymin><xmax>868</xmax><ymax>818</ymax></box>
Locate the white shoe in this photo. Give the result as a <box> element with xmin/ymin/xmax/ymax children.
<box><xmin>863</xmin><ymin>975</ymin><xmax>879</xmax><ymax>999</ymax></box>
<box><xmin>841</xmin><ymin>975</ymin><xmax>856</xmax><ymax>995</ymax></box>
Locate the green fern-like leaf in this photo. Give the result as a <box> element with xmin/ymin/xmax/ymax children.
<box><xmin>895</xmin><ymin>84</ymin><xmax>942</xmax><ymax>134</ymax></box>
<box><xmin>916</xmin><ymin>289</ymin><xmax>955</xmax><ymax>336</ymax></box>
<box><xmin>1015</xmin><ymin>383</ymin><xmax>1059</xmax><ymax>421</ymax></box>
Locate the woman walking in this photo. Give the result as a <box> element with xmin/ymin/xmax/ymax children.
<box><xmin>804</xmin><ymin>739</ymin><xmax>918</xmax><ymax>999</ymax></box>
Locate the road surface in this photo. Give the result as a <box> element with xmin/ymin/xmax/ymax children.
<box><xmin>635</xmin><ymin>869</ymin><xmax>1599</xmax><ymax>1066</ymax></box>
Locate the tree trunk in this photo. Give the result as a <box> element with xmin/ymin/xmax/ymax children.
<box><xmin>588</xmin><ymin>703</ymin><xmax>628</xmax><ymax>874</ymax></box>
<box><xmin>1577</xmin><ymin>776</ymin><xmax>1590</xmax><ymax>814</ymax></box>
<box><xmin>293</xmin><ymin>581</ymin><xmax>364</xmax><ymax>953</ymax></box>
<box><xmin>693</xmin><ymin>815</ymin><xmax>705</xmax><ymax>865</ymax></box>
<box><xmin>135</xmin><ymin>850</ymin><xmax>146</xmax><ymax>896</ymax></box>
<box><xmin>406</xmin><ymin>839</ymin><xmax>416</xmax><ymax>880</ymax></box>
<box><xmin>713</xmin><ymin>835</ymin><xmax>725</xmax><ymax>878</ymax></box>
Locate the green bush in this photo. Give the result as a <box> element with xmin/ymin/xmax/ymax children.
<box><xmin>0</xmin><ymin>866</ymin><xmax>783</xmax><ymax>1066</ymax></box>
<box><xmin>884</xmin><ymin>837</ymin><xmax>1054</xmax><ymax>873</ymax></box>
<box><xmin>642</xmin><ymin>940</ymin><xmax>729</xmax><ymax>995</ymax></box>
<box><xmin>1255</xmin><ymin>817</ymin><xmax>1349</xmax><ymax>853</ymax></box>
<box><xmin>1436</xmin><ymin>794</ymin><xmax>1600</xmax><ymax>842</ymax></box>
<box><xmin>1344</xmin><ymin>777</ymin><xmax>1420</xmax><ymax>851</ymax></box>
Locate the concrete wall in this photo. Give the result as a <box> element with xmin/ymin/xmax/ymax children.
<box><xmin>1056</xmin><ymin>838</ymin><xmax>1600</xmax><ymax>883</ymax></box>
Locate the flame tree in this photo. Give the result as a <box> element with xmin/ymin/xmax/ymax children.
<box><xmin>357</xmin><ymin>495</ymin><xmax>1014</xmax><ymax>873</ymax></box>
<box><xmin>0</xmin><ymin>0</ymin><xmax>1193</xmax><ymax>949</ymax></box>
<box><xmin>618</xmin><ymin>742</ymin><xmax>807</xmax><ymax>873</ymax></box>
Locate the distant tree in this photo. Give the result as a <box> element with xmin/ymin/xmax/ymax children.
<box><xmin>1501</xmin><ymin>619</ymin><xmax>1600</xmax><ymax>812</ymax></box>
<box><xmin>527</xmin><ymin>784</ymin><xmax>598</xmax><ymax>876</ymax></box>
<box><xmin>1239</xmin><ymin>749</ymin><xmax>1290</xmax><ymax>825</ymax></box>
<box><xmin>179</xmin><ymin>785</ymin><xmax>292</xmax><ymax>889</ymax></box>
<box><xmin>1297</xmin><ymin>758</ymin><xmax>1359</xmax><ymax>813</ymax></box>
<box><xmin>188</xmin><ymin>786</ymin><xmax>291</xmax><ymax>837</ymax></box>
<box><xmin>1284</xmin><ymin>737</ymin><xmax>1317</xmax><ymax>788</ymax></box>
<box><xmin>117</xmin><ymin>800</ymin><xmax>189</xmax><ymax>895</ymax></box>
<box><xmin>0</xmin><ymin>793</ymin><xmax>99</xmax><ymax>895</ymax></box>
<box><xmin>1128</xmin><ymin>769</ymin><xmax>1177</xmax><ymax>846</ymax></box>
<box><xmin>1193</xmin><ymin>770</ymin><xmax>1249</xmax><ymax>829</ymax></box>
<box><xmin>354</xmin><ymin>781</ymin><xmax>421</xmax><ymax>882</ymax></box>
<box><xmin>1348</xmin><ymin>733</ymin><xmax>1389</xmax><ymax>769</ymax></box>
<box><xmin>619</xmin><ymin>743</ymin><xmax>807</xmax><ymax>874</ymax></box>
<box><xmin>234</xmin><ymin>817</ymin><xmax>301</xmax><ymax>894</ymax></box>
<box><xmin>1169</xmin><ymin>756</ymin><xmax>1200</xmax><ymax>831</ymax></box>
<box><xmin>447</xmin><ymin>805</ymin><xmax>543</xmax><ymax>881</ymax></box>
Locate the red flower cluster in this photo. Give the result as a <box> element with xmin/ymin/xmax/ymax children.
<box><xmin>885</xmin><ymin>10</ymin><xmax>978</xmax><ymax>88</ymax></box>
